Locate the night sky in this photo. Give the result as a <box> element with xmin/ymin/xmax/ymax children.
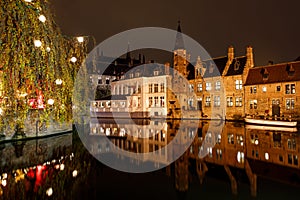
<box><xmin>51</xmin><ymin>0</ymin><xmax>300</xmax><ymax>66</ymax></box>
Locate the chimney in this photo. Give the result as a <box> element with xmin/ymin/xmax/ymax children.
<box><xmin>228</xmin><ymin>45</ymin><xmax>234</xmax><ymax>61</ymax></box>
<box><xmin>246</xmin><ymin>45</ymin><xmax>254</xmax><ymax>68</ymax></box>
<box><xmin>164</xmin><ymin>62</ymin><xmax>170</xmax><ymax>75</ymax></box>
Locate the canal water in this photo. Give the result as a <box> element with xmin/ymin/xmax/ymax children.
<box><xmin>0</xmin><ymin>120</ymin><xmax>300</xmax><ymax>199</ymax></box>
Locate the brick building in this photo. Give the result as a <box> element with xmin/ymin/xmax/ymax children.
<box><xmin>244</xmin><ymin>61</ymin><xmax>300</xmax><ymax>118</ymax></box>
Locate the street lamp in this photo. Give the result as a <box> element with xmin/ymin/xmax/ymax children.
<box><xmin>55</xmin><ymin>79</ymin><xmax>63</xmax><ymax>85</ymax></box>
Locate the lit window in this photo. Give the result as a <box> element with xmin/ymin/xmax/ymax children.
<box><xmin>208</xmin><ymin>147</ymin><xmax>213</xmax><ymax>158</ymax></box>
<box><xmin>215</xmin><ymin>81</ymin><xmax>221</xmax><ymax>91</ymax></box>
<box><xmin>250</xmin><ymin>100</ymin><xmax>257</xmax><ymax>109</ymax></box>
<box><xmin>287</xmin><ymin>138</ymin><xmax>296</xmax><ymax>150</ymax></box>
<box><xmin>237</xmin><ymin>152</ymin><xmax>244</xmax><ymax>163</ymax></box>
<box><xmin>216</xmin><ymin>149</ymin><xmax>222</xmax><ymax>160</ymax></box>
<box><xmin>235</xmin><ymin>97</ymin><xmax>242</xmax><ymax>107</ymax></box>
<box><xmin>286</xmin><ymin>98</ymin><xmax>295</xmax><ymax>110</ymax></box>
<box><xmin>206</xmin><ymin>82</ymin><xmax>212</xmax><ymax>91</ymax></box>
<box><xmin>160</xmin><ymin>83</ymin><xmax>165</xmax><ymax>92</ymax></box>
<box><xmin>265</xmin><ymin>152</ymin><xmax>269</xmax><ymax>160</ymax></box>
<box><xmin>189</xmin><ymin>84</ymin><xmax>194</xmax><ymax>92</ymax></box>
<box><xmin>235</xmin><ymin>80</ymin><xmax>242</xmax><ymax>90</ymax></box>
<box><xmin>188</xmin><ymin>98</ymin><xmax>193</xmax><ymax>107</ymax></box>
<box><xmin>237</xmin><ymin>135</ymin><xmax>244</xmax><ymax>146</ymax></box>
<box><xmin>227</xmin><ymin>97</ymin><xmax>233</xmax><ymax>107</ymax></box>
<box><xmin>217</xmin><ymin>134</ymin><xmax>221</xmax><ymax>144</ymax></box>
<box><xmin>160</xmin><ymin>96</ymin><xmax>165</xmax><ymax>107</ymax></box>
<box><xmin>148</xmin><ymin>97</ymin><xmax>153</xmax><ymax>107</ymax></box>
<box><xmin>286</xmin><ymin>84</ymin><xmax>296</xmax><ymax>94</ymax></box>
<box><xmin>214</xmin><ymin>96</ymin><xmax>220</xmax><ymax>107</ymax></box>
<box><xmin>154</xmin><ymin>84</ymin><xmax>159</xmax><ymax>93</ymax></box>
<box><xmin>149</xmin><ymin>84</ymin><xmax>153</xmax><ymax>93</ymax></box>
<box><xmin>154</xmin><ymin>96</ymin><xmax>159</xmax><ymax>106</ymax></box>
<box><xmin>205</xmin><ymin>96</ymin><xmax>211</xmax><ymax>107</ymax></box>
<box><xmin>262</xmin><ymin>86</ymin><xmax>267</xmax><ymax>92</ymax></box>
<box><xmin>276</xmin><ymin>86</ymin><xmax>281</xmax><ymax>92</ymax></box>
<box><xmin>228</xmin><ymin>134</ymin><xmax>234</xmax><ymax>144</ymax></box>
<box><xmin>197</xmin><ymin>83</ymin><xmax>202</xmax><ymax>92</ymax></box>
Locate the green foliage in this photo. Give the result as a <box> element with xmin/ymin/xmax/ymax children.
<box><xmin>0</xmin><ymin>0</ymin><xmax>88</xmax><ymax>133</ymax></box>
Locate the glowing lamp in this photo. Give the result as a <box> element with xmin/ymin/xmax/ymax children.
<box><xmin>70</xmin><ymin>57</ymin><xmax>77</xmax><ymax>63</ymax></box>
<box><xmin>34</xmin><ymin>40</ymin><xmax>42</xmax><ymax>47</ymax></box>
<box><xmin>77</xmin><ymin>36</ymin><xmax>84</xmax><ymax>43</ymax></box>
<box><xmin>47</xmin><ymin>99</ymin><xmax>54</xmax><ymax>105</ymax></box>
<box><xmin>38</xmin><ymin>15</ymin><xmax>46</xmax><ymax>23</ymax></box>
<box><xmin>46</xmin><ymin>47</ymin><xmax>51</xmax><ymax>52</ymax></box>
<box><xmin>55</xmin><ymin>79</ymin><xmax>63</xmax><ymax>85</ymax></box>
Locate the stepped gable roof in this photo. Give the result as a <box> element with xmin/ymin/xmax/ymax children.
<box><xmin>203</xmin><ymin>56</ymin><xmax>228</xmax><ymax>78</ymax></box>
<box><xmin>225</xmin><ymin>56</ymin><xmax>247</xmax><ymax>76</ymax></box>
<box><xmin>244</xmin><ymin>61</ymin><xmax>300</xmax><ymax>86</ymax></box>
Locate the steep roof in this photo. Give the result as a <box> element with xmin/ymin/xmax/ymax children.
<box><xmin>203</xmin><ymin>56</ymin><xmax>228</xmax><ymax>78</ymax></box>
<box><xmin>244</xmin><ymin>61</ymin><xmax>300</xmax><ymax>85</ymax></box>
<box><xmin>225</xmin><ymin>56</ymin><xmax>247</xmax><ymax>76</ymax></box>
<box><xmin>174</xmin><ymin>21</ymin><xmax>185</xmax><ymax>50</ymax></box>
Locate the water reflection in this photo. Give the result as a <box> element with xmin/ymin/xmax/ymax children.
<box><xmin>0</xmin><ymin>121</ymin><xmax>300</xmax><ymax>199</ymax></box>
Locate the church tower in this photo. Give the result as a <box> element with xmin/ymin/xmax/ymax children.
<box><xmin>173</xmin><ymin>21</ymin><xmax>189</xmax><ymax>78</ymax></box>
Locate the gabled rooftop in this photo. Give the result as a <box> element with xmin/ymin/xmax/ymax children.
<box><xmin>244</xmin><ymin>61</ymin><xmax>300</xmax><ymax>85</ymax></box>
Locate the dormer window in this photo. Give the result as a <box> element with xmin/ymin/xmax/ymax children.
<box><xmin>261</xmin><ymin>68</ymin><xmax>269</xmax><ymax>80</ymax></box>
<box><xmin>135</xmin><ymin>72</ymin><xmax>140</xmax><ymax>77</ymax></box>
<box><xmin>154</xmin><ymin>70</ymin><xmax>159</xmax><ymax>76</ymax></box>
<box><xmin>234</xmin><ymin>60</ymin><xmax>240</xmax><ymax>71</ymax></box>
<box><xmin>286</xmin><ymin>64</ymin><xmax>295</xmax><ymax>76</ymax></box>
<box><xmin>209</xmin><ymin>63</ymin><xmax>214</xmax><ymax>74</ymax></box>
<box><xmin>129</xmin><ymin>73</ymin><xmax>134</xmax><ymax>78</ymax></box>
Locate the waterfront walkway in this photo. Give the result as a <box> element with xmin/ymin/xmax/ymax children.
<box><xmin>0</xmin><ymin>128</ymin><xmax>73</xmax><ymax>144</ymax></box>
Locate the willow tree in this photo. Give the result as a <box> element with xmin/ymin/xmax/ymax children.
<box><xmin>0</xmin><ymin>0</ymin><xmax>88</xmax><ymax>136</ymax></box>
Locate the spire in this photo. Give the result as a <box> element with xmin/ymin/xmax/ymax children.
<box><xmin>174</xmin><ymin>20</ymin><xmax>185</xmax><ymax>50</ymax></box>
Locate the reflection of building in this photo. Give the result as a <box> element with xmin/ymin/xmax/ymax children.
<box><xmin>177</xmin><ymin>121</ymin><xmax>300</xmax><ymax>196</ymax></box>
<box><xmin>89</xmin><ymin>119</ymin><xmax>199</xmax><ymax>167</ymax></box>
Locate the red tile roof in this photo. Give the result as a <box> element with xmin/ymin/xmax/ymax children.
<box><xmin>244</xmin><ymin>61</ymin><xmax>300</xmax><ymax>85</ymax></box>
